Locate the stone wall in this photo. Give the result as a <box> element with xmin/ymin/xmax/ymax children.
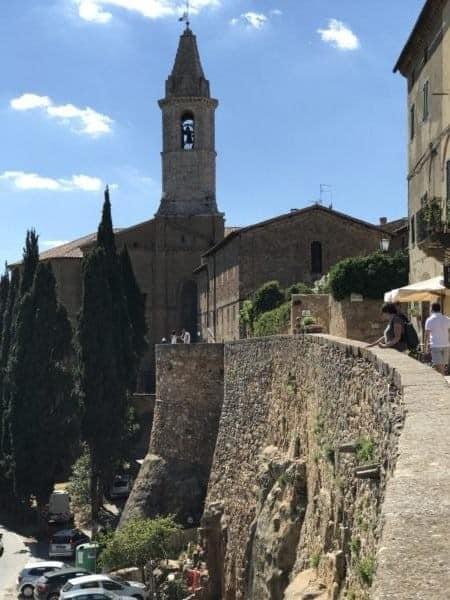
<box><xmin>202</xmin><ymin>336</ymin><xmax>404</xmax><ymax>599</ymax></box>
<box><xmin>130</xmin><ymin>393</ymin><xmax>155</xmax><ymax>459</ymax></box>
<box><xmin>291</xmin><ymin>294</ymin><xmax>330</xmax><ymax>332</ymax></box>
<box><xmin>329</xmin><ymin>297</ymin><xmax>385</xmax><ymax>343</ymax></box>
<box><xmin>121</xmin><ymin>343</ymin><xmax>224</xmax><ymax>527</ymax></box>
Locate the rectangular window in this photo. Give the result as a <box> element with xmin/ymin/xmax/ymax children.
<box><xmin>410</xmin><ymin>214</ymin><xmax>416</xmax><ymax>246</ymax></box>
<box><xmin>423</xmin><ymin>80</ymin><xmax>429</xmax><ymax>120</ymax></box>
<box><xmin>410</xmin><ymin>104</ymin><xmax>415</xmax><ymax>140</ymax></box>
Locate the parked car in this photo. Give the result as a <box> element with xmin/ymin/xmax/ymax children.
<box><xmin>17</xmin><ymin>561</ymin><xmax>68</xmax><ymax>598</ymax></box>
<box><xmin>48</xmin><ymin>529</ymin><xmax>90</xmax><ymax>558</ymax></box>
<box><xmin>44</xmin><ymin>491</ymin><xmax>72</xmax><ymax>524</ymax></box>
<box><xmin>62</xmin><ymin>575</ymin><xmax>149</xmax><ymax>600</ymax></box>
<box><xmin>61</xmin><ymin>590</ymin><xmax>134</xmax><ymax>600</ymax></box>
<box><xmin>34</xmin><ymin>567</ymin><xmax>91</xmax><ymax>600</ymax></box>
<box><xmin>109</xmin><ymin>474</ymin><xmax>132</xmax><ymax>499</ymax></box>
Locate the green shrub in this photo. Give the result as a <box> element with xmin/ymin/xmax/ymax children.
<box><xmin>328</xmin><ymin>251</ymin><xmax>408</xmax><ymax>301</ymax></box>
<box><xmin>253</xmin><ymin>302</ymin><xmax>290</xmax><ymax>336</ymax></box>
<box><xmin>67</xmin><ymin>445</ymin><xmax>91</xmax><ymax>522</ymax></box>
<box><xmin>309</xmin><ymin>552</ymin><xmax>320</xmax><ymax>569</ymax></box>
<box><xmin>356</xmin><ymin>436</ymin><xmax>376</xmax><ymax>463</ymax></box>
<box><xmin>239</xmin><ymin>299</ymin><xmax>254</xmax><ymax>335</ymax></box>
<box><xmin>358</xmin><ymin>555</ymin><xmax>375</xmax><ymax>586</ymax></box>
<box><xmin>253</xmin><ymin>280</ymin><xmax>285</xmax><ymax>317</ymax></box>
<box><xmin>285</xmin><ymin>281</ymin><xmax>313</xmax><ymax>301</ymax></box>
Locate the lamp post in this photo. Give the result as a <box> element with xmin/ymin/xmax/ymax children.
<box><xmin>379</xmin><ymin>237</ymin><xmax>390</xmax><ymax>252</ymax></box>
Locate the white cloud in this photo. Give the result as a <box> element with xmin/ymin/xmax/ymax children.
<box><xmin>75</xmin><ymin>0</ymin><xmax>219</xmax><ymax>23</ymax></box>
<box><xmin>0</xmin><ymin>171</ymin><xmax>104</xmax><ymax>192</ymax></box>
<box><xmin>231</xmin><ymin>12</ymin><xmax>267</xmax><ymax>30</ymax></box>
<box><xmin>42</xmin><ymin>240</ymin><xmax>70</xmax><ymax>248</ymax></box>
<box><xmin>10</xmin><ymin>94</ymin><xmax>113</xmax><ymax>137</ymax></box>
<box><xmin>270</xmin><ymin>9</ymin><xmax>282</xmax><ymax>16</ymax></box>
<box><xmin>317</xmin><ymin>19</ymin><xmax>360</xmax><ymax>51</ymax></box>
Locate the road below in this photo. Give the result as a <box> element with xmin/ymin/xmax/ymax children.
<box><xmin>0</xmin><ymin>518</ymin><xmax>47</xmax><ymax>600</ymax></box>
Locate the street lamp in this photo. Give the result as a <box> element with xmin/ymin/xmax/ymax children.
<box><xmin>379</xmin><ymin>237</ymin><xmax>390</xmax><ymax>252</ymax></box>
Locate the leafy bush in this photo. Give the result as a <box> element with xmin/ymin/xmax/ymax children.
<box><xmin>99</xmin><ymin>517</ymin><xmax>180</xmax><ymax>579</ymax></box>
<box><xmin>239</xmin><ymin>299</ymin><xmax>254</xmax><ymax>336</ymax></box>
<box><xmin>355</xmin><ymin>436</ymin><xmax>376</xmax><ymax>463</ymax></box>
<box><xmin>328</xmin><ymin>251</ymin><xmax>408</xmax><ymax>301</ymax></box>
<box><xmin>67</xmin><ymin>445</ymin><xmax>91</xmax><ymax>522</ymax></box>
<box><xmin>253</xmin><ymin>302</ymin><xmax>290</xmax><ymax>337</ymax></box>
<box><xmin>252</xmin><ymin>280</ymin><xmax>285</xmax><ymax>317</ymax></box>
<box><xmin>358</xmin><ymin>555</ymin><xmax>375</xmax><ymax>586</ymax></box>
<box><xmin>285</xmin><ymin>281</ymin><xmax>313</xmax><ymax>301</ymax></box>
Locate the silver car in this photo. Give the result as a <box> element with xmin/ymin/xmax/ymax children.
<box><xmin>60</xmin><ymin>590</ymin><xmax>134</xmax><ymax>600</ymax></box>
<box><xmin>17</xmin><ymin>561</ymin><xmax>68</xmax><ymax>598</ymax></box>
<box><xmin>61</xmin><ymin>575</ymin><xmax>149</xmax><ymax>600</ymax></box>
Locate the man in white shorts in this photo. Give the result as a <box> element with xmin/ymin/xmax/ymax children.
<box><xmin>424</xmin><ymin>302</ymin><xmax>450</xmax><ymax>374</ymax></box>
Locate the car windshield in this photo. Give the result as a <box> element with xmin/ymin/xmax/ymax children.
<box><xmin>51</xmin><ymin>534</ymin><xmax>73</xmax><ymax>543</ymax></box>
<box><xmin>108</xmin><ymin>576</ymin><xmax>125</xmax><ymax>584</ymax></box>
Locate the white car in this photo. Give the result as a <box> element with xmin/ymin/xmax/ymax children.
<box><xmin>17</xmin><ymin>561</ymin><xmax>67</xmax><ymax>597</ymax></box>
<box><xmin>61</xmin><ymin>589</ymin><xmax>134</xmax><ymax>600</ymax></box>
<box><xmin>61</xmin><ymin>575</ymin><xmax>149</xmax><ymax>600</ymax></box>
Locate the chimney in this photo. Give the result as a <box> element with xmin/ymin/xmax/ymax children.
<box><xmin>379</xmin><ymin>217</ymin><xmax>387</xmax><ymax>226</ymax></box>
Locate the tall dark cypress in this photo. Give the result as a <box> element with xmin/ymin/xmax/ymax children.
<box><xmin>119</xmin><ymin>246</ymin><xmax>148</xmax><ymax>390</ymax></box>
<box><xmin>20</xmin><ymin>230</ymin><xmax>39</xmax><ymax>296</ymax></box>
<box><xmin>6</xmin><ymin>262</ymin><xmax>77</xmax><ymax>507</ymax></box>
<box><xmin>77</xmin><ymin>188</ymin><xmax>135</xmax><ymax>517</ymax></box>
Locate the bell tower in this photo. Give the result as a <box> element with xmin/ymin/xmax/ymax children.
<box><xmin>157</xmin><ymin>27</ymin><xmax>219</xmax><ymax>216</ymax></box>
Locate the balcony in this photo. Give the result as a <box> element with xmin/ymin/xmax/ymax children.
<box><xmin>416</xmin><ymin>198</ymin><xmax>450</xmax><ymax>261</ymax></box>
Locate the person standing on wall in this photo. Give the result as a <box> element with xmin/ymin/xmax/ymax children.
<box><xmin>170</xmin><ymin>331</ymin><xmax>178</xmax><ymax>344</ymax></box>
<box><xmin>424</xmin><ymin>302</ymin><xmax>450</xmax><ymax>375</ymax></box>
<box><xmin>181</xmin><ymin>328</ymin><xmax>191</xmax><ymax>344</ymax></box>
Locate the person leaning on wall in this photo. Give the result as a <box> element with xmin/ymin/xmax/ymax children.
<box><xmin>367</xmin><ymin>302</ymin><xmax>407</xmax><ymax>352</ymax></box>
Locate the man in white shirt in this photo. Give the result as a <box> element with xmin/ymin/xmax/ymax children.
<box><xmin>424</xmin><ymin>302</ymin><xmax>450</xmax><ymax>374</ymax></box>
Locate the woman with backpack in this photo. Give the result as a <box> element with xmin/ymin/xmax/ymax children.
<box><xmin>367</xmin><ymin>302</ymin><xmax>408</xmax><ymax>352</ymax></box>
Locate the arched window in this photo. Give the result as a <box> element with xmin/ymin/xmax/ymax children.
<box><xmin>311</xmin><ymin>241</ymin><xmax>322</xmax><ymax>275</ymax></box>
<box><xmin>181</xmin><ymin>112</ymin><xmax>195</xmax><ymax>150</ymax></box>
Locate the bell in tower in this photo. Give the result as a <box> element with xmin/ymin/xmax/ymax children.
<box><xmin>157</xmin><ymin>27</ymin><xmax>219</xmax><ymax>216</ymax></box>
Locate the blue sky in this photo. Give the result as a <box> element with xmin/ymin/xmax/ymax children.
<box><xmin>1</xmin><ymin>0</ymin><xmax>424</xmax><ymax>263</ymax></box>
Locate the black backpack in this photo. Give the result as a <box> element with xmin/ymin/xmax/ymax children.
<box><xmin>403</xmin><ymin>321</ymin><xmax>419</xmax><ymax>351</ymax></box>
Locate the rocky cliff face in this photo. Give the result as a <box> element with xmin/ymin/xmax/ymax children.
<box><xmin>201</xmin><ymin>336</ymin><xmax>404</xmax><ymax>599</ymax></box>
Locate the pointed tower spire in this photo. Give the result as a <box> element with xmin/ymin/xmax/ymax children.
<box><xmin>165</xmin><ymin>28</ymin><xmax>210</xmax><ymax>98</ymax></box>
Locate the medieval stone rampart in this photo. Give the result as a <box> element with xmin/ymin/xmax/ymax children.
<box><xmin>120</xmin><ymin>343</ymin><xmax>224</xmax><ymax>527</ymax></box>
<box><xmin>201</xmin><ymin>335</ymin><xmax>450</xmax><ymax>599</ymax></box>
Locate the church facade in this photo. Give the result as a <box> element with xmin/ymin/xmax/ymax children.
<box><xmin>31</xmin><ymin>27</ymin><xmax>405</xmax><ymax>389</ymax></box>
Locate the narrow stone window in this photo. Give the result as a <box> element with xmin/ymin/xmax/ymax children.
<box><xmin>311</xmin><ymin>241</ymin><xmax>323</xmax><ymax>275</ymax></box>
<box><xmin>423</xmin><ymin>81</ymin><xmax>430</xmax><ymax>121</ymax></box>
<box><xmin>410</xmin><ymin>104</ymin><xmax>415</xmax><ymax>140</ymax></box>
<box><xmin>181</xmin><ymin>111</ymin><xmax>195</xmax><ymax>150</ymax></box>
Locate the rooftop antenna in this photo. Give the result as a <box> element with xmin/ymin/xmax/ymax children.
<box><xmin>178</xmin><ymin>0</ymin><xmax>190</xmax><ymax>28</ymax></box>
<box><xmin>319</xmin><ymin>184</ymin><xmax>332</xmax><ymax>208</ymax></box>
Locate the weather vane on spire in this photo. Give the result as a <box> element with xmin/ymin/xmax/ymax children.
<box><xmin>178</xmin><ymin>0</ymin><xmax>190</xmax><ymax>28</ymax></box>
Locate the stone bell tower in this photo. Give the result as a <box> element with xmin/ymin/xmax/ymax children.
<box><xmin>157</xmin><ymin>26</ymin><xmax>219</xmax><ymax>216</ymax></box>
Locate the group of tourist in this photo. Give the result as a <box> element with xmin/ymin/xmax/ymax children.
<box><xmin>369</xmin><ymin>301</ymin><xmax>450</xmax><ymax>375</ymax></box>
<box><xmin>161</xmin><ymin>328</ymin><xmax>191</xmax><ymax>345</ymax></box>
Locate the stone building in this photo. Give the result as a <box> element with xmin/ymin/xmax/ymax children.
<box><xmin>195</xmin><ymin>206</ymin><xmax>401</xmax><ymax>343</ymax></box>
<box><xmin>394</xmin><ymin>0</ymin><xmax>450</xmax><ymax>286</ymax></box>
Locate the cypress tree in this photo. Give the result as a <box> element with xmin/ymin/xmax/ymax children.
<box><xmin>20</xmin><ymin>230</ymin><xmax>39</xmax><ymax>296</ymax></box>
<box><xmin>5</xmin><ymin>263</ymin><xmax>77</xmax><ymax>507</ymax></box>
<box><xmin>119</xmin><ymin>245</ymin><xmax>148</xmax><ymax>390</ymax></box>
<box><xmin>77</xmin><ymin>188</ymin><xmax>136</xmax><ymax>517</ymax></box>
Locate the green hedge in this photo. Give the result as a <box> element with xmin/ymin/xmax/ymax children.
<box><xmin>253</xmin><ymin>302</ymin><xmax>291</xmax><ymax>337</ymax></box>
<box><xmin>328</xmin><ymin>251</ymin><xmax>408</xmax><ymax>301</ymax></box>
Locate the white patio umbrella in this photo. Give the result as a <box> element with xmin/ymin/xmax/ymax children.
<box><xmin>384</xmin><ymin>276</ymin><xmax>450</xmax><ymax>303</ymax></box>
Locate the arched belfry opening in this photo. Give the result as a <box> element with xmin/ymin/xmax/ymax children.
<box><xmin>181</xmin><ymin>112</ymin><xmax>195</xmax><ymax>150</ymax></box>
<box><xmin>179</xmin><ymin>280</ymin><xmax>198</xmax><ymax>341</ymax></box>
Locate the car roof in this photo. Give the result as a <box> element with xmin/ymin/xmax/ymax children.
<box><xmin>52</xmin><ymin>529</ymin><xmax>81</xmax><ymax>535</ymax></box>
<box><xmin>45</xmin><ymin>567</ymin><xmax>90</xmax><ymax>577</ymax></box>
<box><xmin>68</xmin><ymin>575</ymin><xmax>111</xmax><ymax>584</ymax></box>
<box><xmin>23</xmin><ymin>561</ymin><xmax>65</xmax><ymax>569</ymax></box>
<box><xmin>62</xmin><ymin>589</ymin><xmax>115</xmax><ymax>598</ymax></box>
